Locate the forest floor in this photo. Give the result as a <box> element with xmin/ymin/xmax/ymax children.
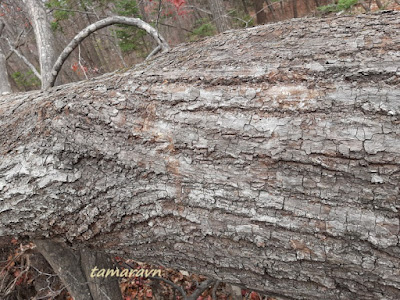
<box><xmin>0</xmin><ymin>240</ymin><xmax>270</xmax><ymax>300</ymax></box>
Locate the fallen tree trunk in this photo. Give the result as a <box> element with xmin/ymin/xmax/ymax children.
<box><xmin>0</xmin><ymin>11</ymin><xmax>399</xmax><ymax>300</ymax></box>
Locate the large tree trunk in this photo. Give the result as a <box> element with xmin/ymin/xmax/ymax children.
<box><xmin>0</xmin><ymin>11</ymin><xmax>399</xmax><ymax>300</ymax></box>
<box><xmin>23</xmin><ymin>0</ymin><xmax>56</xmax><ymax>89</ymax></box>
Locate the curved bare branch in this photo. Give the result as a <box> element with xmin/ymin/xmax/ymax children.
<box><xmin>48</xmin><ymin>16</ymin><xmax>170</xmax><ymax>88</ymax></box>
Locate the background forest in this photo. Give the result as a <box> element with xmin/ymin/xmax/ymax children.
<box><xmin>1</xmin><ymin>0</ymin><xmax>398</xmax><ymax>93</ymax></box>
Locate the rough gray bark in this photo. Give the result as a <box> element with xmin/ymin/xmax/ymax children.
<box><xmin>0</xmin><ymin>11</ymin><xmax>400</xmax><ymax>300</ymax></box>
<box><xmin>207</xmin><ymin>0</ymin><xmax>231</xmax><ymax>33</ymax></box>
<box><xmin>23</xmin><ymin>0</ymin><xmax>56</xmax><ymax>90</ymax></box>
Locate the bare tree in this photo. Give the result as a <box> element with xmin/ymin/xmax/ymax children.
<box><xmin>0</xmin><ymin>50</ymin><xmax>10</xmax><ymax>94</ymax></box>
<box><xmin>0</xmin><ymin>23</ymin><xmax>11</xmax><ymax>94</ymax></box>
<box><xmin>23</xmin><ymin>0</ymin><xmax>56</xmax><ymax>89</ymax></box>
<box><xmin>292</xmin><ymin>0</ymin><xmax>298</xmax><ymax>17</ymax></box>
<box><xmin>18</xmin><ymin>1</ymin><xmax>169</xmax><ymax>90</ymax></box>
<box><xmin>1</xmin><ymin>12</ymin><xmax>399</xmax><ymax>300</ymax></box>
<box><xmin>208</xmin><ymin>0</ymin><xmax>231</xmax><ymax>33</ymax></box>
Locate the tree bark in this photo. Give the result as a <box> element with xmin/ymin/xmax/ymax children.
<box><xmin>0</xmin><ymin>12</ymin><xmax>400</xmax><ymax>300</ymax></box>
<box><xmin>23</xmin><ymin>0</ymin><xmax>56</xmax><ymax>90</ymax></box>
<box><xmin>207</xmin><ymin>0</ymin><xmax>231</xmax><ymax>33</ymax></box>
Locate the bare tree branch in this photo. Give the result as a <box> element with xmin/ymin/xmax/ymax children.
<box><xmin>186</xmin><ymin>279</ymin><xmax>216</xmax><ymax>300</ymax></box>
<box><xmin>49</xmin><ymin>7</ymin><xmax>98</xmax><ymax>16</ymax></box>
<box><xmin>158</xmin><ymin>22</ymin><xmax>194</xmax><ymax>33</ymax></box>
<box><xmin>359</xmin><ymin>0</ymin><xmax>371</xmax><ymax>11</ymax></box>
<box><xmin>3</xmin><ymin>36</ymin><xmax>41</xmax><ymax>80</ymax></box>
<box><xmin>146</xmin><ymin>45</ymin><xmax>161</xmax><ymax>60</ymax></box>
<box><xmin>49</xmin><ymin>16</ymin><xmax>170</xmax><ymax>88</ymax></box>
<box><xmin>211</xmin><ymin>280</ymin><xmax>221</xmax><ymax>300</ymax></box>
<box><xmin>148</xmin><ymin>276</ymin><xmax>188</xmax><ymax>298</ymax></box>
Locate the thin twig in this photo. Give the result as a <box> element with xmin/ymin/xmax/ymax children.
<box><xmin>158</xmin><ymin>22</ymin><xmax>194</xmax><ymax>33</ymax></box>
<box><xmin>186</xmin><ymin>279</ymin><xmax>216</xmax><ymax>300</ymax></box>
<box><xmin>148</xmin><ymin>276</ymin><xmax>187</xmax><ymax>298</ymax></box>
<box><xmin>49</xmin><ymin>7</ymin><xmax>97</xmax><ymax>16</ymax></box>
<box><xmin>78</xmin><ymin>45</ymin><xmax>88</xmax><ymax>80</ymax></box>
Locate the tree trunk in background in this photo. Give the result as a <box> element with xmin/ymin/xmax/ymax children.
<box><xmin>375</xmin><ymin>0</ymin><xmax>384</xmax><ymax>8</ymax></box>
<box><xmin>254</xmin><ymin>0</ymin><xmax>267</xmax><ymax>24</ymax></box>
<box><xmin>1</xmin><ymin>12</ymin><xmax>400</xmax><ymax>300</ymax></box>
<box><xmin>264</xmin><ymin>0</ymin><xmax>277</xmax><ymax>21</ymax></box>
<box><xmin>0</xmin><ymin>48</ymin><xmax>11</xmax><ymax>94</ymax></box>
<box><xmin>359</xmin><ymin>0</ymin><xmax>371</xmax><ymax>11</ymax></box>
<box><xmin>0</xmin><ymin>22</ymin><xmax>11</xmax><ymax>94</ymax></box>
<box><xmin>23</xmin><ymin>0</ymin><xmax>56</xmax><ymax>89</ymax></box>
<box><xmin>292</xmin><ymin>0</ymin><xmax>298</xmax><ymax>17</ymax></box>
<box><xmin>240</xmin><ymin>0</ymin><xmax>250</xmax><ymax>14</ymax></box>
<box><xmin>304</xmin><ymin>0</ymin><xmax>311</xmax><ymax>12</ymax></box>
<box><xmin>207</xmin><ymin>0</ymin><xmax>230</xmax><ymax>33</ymax></box>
